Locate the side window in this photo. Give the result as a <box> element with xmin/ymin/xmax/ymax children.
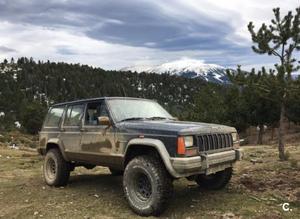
<box><xmin>44</xmin><ymin>106</ymin><xmax>65</xmax><ymax>127</ymax></box>
<box><xmin>85</xmin><ymin>101</ymin><xmax>109</xmax><ymax>125</ymax></box>
<box><xmin>64</xmin><ymin>104</ymin><xmax>85</xmax><ymax>127</ymax></box>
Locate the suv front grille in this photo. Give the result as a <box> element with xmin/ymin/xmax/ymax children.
<box><xmin>196</xmin><ymin>133</ymin><xmax>233</xmax><ymax>152</ymax></box>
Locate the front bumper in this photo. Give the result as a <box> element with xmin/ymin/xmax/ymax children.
<box><xmin>169</xmin><ymin>149</ymin><xmax>243</xmax><ymax>177</ymax></box>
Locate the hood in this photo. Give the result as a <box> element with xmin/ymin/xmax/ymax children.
<box><xmin>122</xmin><ymin>119</ymin><xmax>236</xmax><ymax>136</ymax></box>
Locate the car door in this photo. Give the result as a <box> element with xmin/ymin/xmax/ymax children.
<box><xmin>60</xmin><ymin>103</ymin><xmax>85</xmax><ymax>161</ymax></box>
<box><xmin>80</xmin><ymin>100</ymin><xmax>116</xmax><ymax>165</ymax></box>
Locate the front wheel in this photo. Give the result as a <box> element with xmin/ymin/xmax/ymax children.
<box><xmin>43</xmin><ymin>149</ymin><xmax>70</xmax><ymax>187</ymax></box>
<box><xmin>123</xmin><ymin>155</ymin><xmax>173</xmax><ymax>216</ymax></box>
<box><xmin>195</xmin><ymin>167</ymin><xmax>233</xmax><ymax>190</ymax></box>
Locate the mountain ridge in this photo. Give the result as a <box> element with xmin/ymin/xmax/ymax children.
<box><xmin>120</xmin><ymin>58</ymin><xmax>231</xmax><ymax>84</ymax></box>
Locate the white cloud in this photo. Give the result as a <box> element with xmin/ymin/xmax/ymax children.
<box><xmin>0</xmin><ymin>21</ymin><xmax>230</xmax><ymax>69</ymax></box>
<box><xmin>0</xmin><ymin>1</ymin><xmax>299</xmax><ymax>69</ymax></box>
<box><xmin>154</xmin><ymin>0</ymin><xmax>299</xmax><ymax>45</ymax></box>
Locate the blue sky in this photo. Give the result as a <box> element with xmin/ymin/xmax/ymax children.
<box><xmin>0</xmin><ymin>0</ymin><xmax>299</xmax><ymax>70</ymax></box>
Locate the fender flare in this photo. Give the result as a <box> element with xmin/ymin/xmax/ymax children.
<box><xmin>125</xmin><ymin>138</ymin><xmax>179</xmax><ymax>178</ymax></box>
<box><xmin>46</xmin><ymin>138</ymin><xmax>69</xmax><ymax>161</ymax></box>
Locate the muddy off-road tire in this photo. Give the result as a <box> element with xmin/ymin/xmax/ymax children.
<box><xmin>195</xmin><ymin>167</ymin><xmax>233</xmax><ymax>190</ymax></box>
<box><xmin>109</xmin><ymin>167</ymin><xmax>123</xmax><ymax>176</ymax></box>
<box><xmin>43</xmin><ymin>149</ymin><xmax>70</xmax><ymax>187</ymax></box>
<box><xmin>123</xmin><ymin>155</ymin><xmax>173</xmax><ymax>216</ymax></box>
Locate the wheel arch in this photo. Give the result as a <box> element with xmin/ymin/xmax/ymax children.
<box><xmin>124</xmin><ymin>138</ymin><xmax>177</xmax><ymax>178</ymax></box>
<box><xmin>45</xmin><ymin>139</ymin><xmax>69</xmax><ymax>161</ymax></box>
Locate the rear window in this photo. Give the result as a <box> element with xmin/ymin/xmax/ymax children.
<box><xmin>44</xmin><ymin>106</ymin><xmax>65</xmax><ymax>127</ymax></box>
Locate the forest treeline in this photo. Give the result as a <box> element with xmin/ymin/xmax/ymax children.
<box><xmin>0</xmin><ymin>57</ymin><xmax>299</xmax><ymax>144</ymax></box>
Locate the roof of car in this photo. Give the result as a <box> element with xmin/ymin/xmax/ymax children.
<box><xmin>51</xmin><ymin>97</ymin><xmax>154</xmax><ymax>107</ymax></box>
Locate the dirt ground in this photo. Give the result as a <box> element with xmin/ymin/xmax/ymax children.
<box><xmin>0</xmin><ymin>143</ymin><xmax>299</xmax><ymax>219</ymax></box>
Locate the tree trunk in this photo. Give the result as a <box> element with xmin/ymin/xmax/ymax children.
<box><xmin>257</xmin><ymin>124</ymin><xmax>264</xmax><ymax>145</ymax></box>
<box><xmin>271</xmin><ymin>127</ymin><xmax>275</xmax><ymax>141</ymax></box>
<box><xmin>278</xmin><ymin>103</ymin><xmax>286</xmax><ymax>160</ymax></box>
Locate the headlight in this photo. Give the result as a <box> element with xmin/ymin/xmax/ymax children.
<box><xmin>177</xmin><ymin>136</ymin><xmax>197</xmax><ymax>156</ymax></box>
<box><xmin>232</xmin><ymin>132</ymin><xmax>239</xmax><ymax>143</ymax></box>
<box><xmin>184</xmin><ymin>136</ymin><xmax>194</xmax><ymax>147</ymax></box>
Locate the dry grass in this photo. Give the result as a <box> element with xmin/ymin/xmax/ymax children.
<box><xmin>0</xmin><ymin>132</ymin><xmax>299</xmax><ymax>218</ymax></box>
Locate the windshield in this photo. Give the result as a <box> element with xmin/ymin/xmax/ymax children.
<box><xmin>107</xmin><ymin>99</ymin><xmax>173</xmax><ymax>122</ymax></box>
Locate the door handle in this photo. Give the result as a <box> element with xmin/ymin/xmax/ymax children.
<box><xmin>80</xmin><ymin>128</ymin><xmax>86</xmax><ymax>132</ymax></box>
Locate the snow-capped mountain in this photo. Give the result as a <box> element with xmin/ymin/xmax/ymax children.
<box><xmin>120</xmin><ymin>58</ymin><xmax>231</xmax><ymax>84</ymax></box>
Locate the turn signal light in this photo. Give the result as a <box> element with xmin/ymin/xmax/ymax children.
<box><xmin>177</xmin><ymin>136</ymin><xmax>185</xmax><ymax>155</ymax></box>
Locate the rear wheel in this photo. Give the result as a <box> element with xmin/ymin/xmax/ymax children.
<box><xmin>195</xmin><ymin>167</ymin><xmax>233</xmax><ymax>190</ymax></box>
<box><xmin>43</xmin><ymin>149</ymin><xmax>70</xmax><ymax>187</ymax></box>
<box><xmin>123</xmin><ymin>155</ymin><xmax>173</xmax><ymax>216</ymax></box>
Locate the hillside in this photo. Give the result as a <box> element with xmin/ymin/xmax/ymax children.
<box><xmin>0</xmin><ymin>57</ymin><xmax>218</xmax><ymax>130</ymax></box>
<box><xmin>1</xmin><ymin>57</ymin><xmax>299</xmax><ymax>141</ymax></box>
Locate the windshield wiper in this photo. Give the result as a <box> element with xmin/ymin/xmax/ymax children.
<box><xmin>120</xmin><ymin>116</ymin><xmax>175</xmax><ymax>122</ymax></box>
<box><xmin>119</xmin><ymin>117</ymin><xmax>146</xmax><ymax>122</ymax></box>
<box><xmin>147</xmin><ymin>116</ymin><xmax>171</xmax><ymax>120</ymax></box>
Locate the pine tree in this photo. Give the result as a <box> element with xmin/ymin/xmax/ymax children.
<box><xmin>192</xmin><ymin>85</ymin><xmax>226</xmax><ymax>124</ymax></box>
<box><xmin>247</xmin><ymin>7</ymin><xmax>300</xmax><ymax>159</ymax></box>
<box><xmin>286</xmin><ymin>77</ymin><xmax>300</xmax><ymax>124</ymax></box>
<box><xmin>228</xmin><ymin>67</ymin><xmax>280</xmax><ymax>144</ymax></box>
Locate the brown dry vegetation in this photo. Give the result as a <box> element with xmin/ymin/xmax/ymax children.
<box><xmin>0</xmin><ymin>131</ymin><xmax>299</xmax><ymax>219</ymax></box>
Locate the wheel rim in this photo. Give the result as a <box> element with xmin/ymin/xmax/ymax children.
<box><xmin>134</xmin><ymin>172</ymin><xmax>152</xmax><ymax>201</ymax></box>
<box><xmin>45</xmin><ymin>157</ymin><xmax>56</xmax><ymax>180</ymax></box>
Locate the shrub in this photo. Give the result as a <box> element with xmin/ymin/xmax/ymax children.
<box><xmin>20</xmin><ymin>102</ymin><xmax>46</xmax><ymax>135</ymax></box>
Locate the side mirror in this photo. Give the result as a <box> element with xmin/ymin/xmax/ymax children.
<box><xmin>98</xmin><ymin>116</ymin><xmax>111</xmax><ymax>126</ymax></box>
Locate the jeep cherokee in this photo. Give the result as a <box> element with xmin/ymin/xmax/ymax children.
<box><xmin>38</xmin><ymin>97</ymin><xmax>243</xmax><ymax>216</ymax></box>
